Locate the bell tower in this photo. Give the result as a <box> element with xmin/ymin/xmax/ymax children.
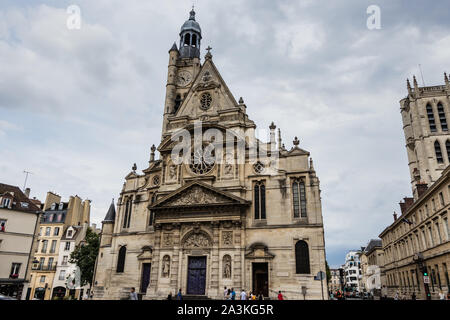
<box><xmin>161</xmin><ymin>8</ymin><xmax>203</xmax><ymax>139</ymax></box>
<box><xmin>179</xmin><ymin>8</ymin><xmax>202</xmax><ymax>59</ymax></box>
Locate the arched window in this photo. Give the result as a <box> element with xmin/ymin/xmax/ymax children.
<box><xmin>426</xmin><ymin>104</ymin><xmax>437</xmax><ymax>132</ymax></box>
<box><xmin>292</xmin><ymin>179</ymin><xmax>307</xmax><ymax>218</ymax></box>
<box><xmin>116</xmin><ymin>246</ymin><xmax>126</xmax><ymax>273</ymax></box>
<box><xmin>192</xmin><ymin>34</ymin><xmax>197</xmax><ymax>47</ymax></box>
<box><xmin>122</xmin><ymin>198</ymin><xmax>132</xmax><ymax>229</ymax></box>
<box><xmin>295</xmin><ymin>240</ymin><xmax>310</xmax><ymax>274</ymax></box>
<box><xmin>446</xmin><ymin>140</ymin><xmax>450</xmax><ymax>163</ymax></box>
<box><xmin>254</xmin><ymin>181</ymin><xmax>266</xmax><ymax>220</ymax></box>
<box><xmin>435</xmin><ymin>141</ymin><xmax>444</xmax><ymax>163</ymax></box>
<box><xmin>174</xmin><ymin>95</ymin><xmax>182</xmax><ymax>113</ymax></box>
<box><xmin>184</xmin><ymin>33</ymin><xmax>191</xmax><ymax>46</ymax></box>
<box><xmin>437</xmin><ymin>103</ymin><xmax>448</xmax><ymax>131</ymax></box>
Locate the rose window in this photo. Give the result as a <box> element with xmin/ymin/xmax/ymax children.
<box><xmin>189</xmin><ymin>145</ymin><xmax>215</xmax><ymax>175</ymax></box>
<box><xmin>253</xmin><ymin>161</ymin><xmax>265</xmax><ymax>174</ymax></box>
<box><xmin>200</xmin><ymin>93</ymin><xmax>212</xmax><ymax>110</ymax></box>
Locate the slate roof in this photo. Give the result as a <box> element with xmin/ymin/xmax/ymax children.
<box><xmin>0</xmin><ymin>183</ymin><xmax>41</xmax><ymax>214</ymax></box>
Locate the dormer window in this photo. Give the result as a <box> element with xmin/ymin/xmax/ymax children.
<box><xmin>67</xmin><ymin>230</ymin><xmax>73</xmax><ymax>237</ymax></box>
<box><xmin>51</xmin><ymin>203</ymin><xmax>56</xmax><ymax>210</ymax></box>
<box><xmin>1</xmin><ymin>198</ymin><xmax>11</xmax><ymax>209</ymax></box>
<box><xmin>20</xmin><ymin>202</ymin><xmax>29</xmax><ymax>208</ymax></box>
<box><xmin>59</xmin><ymin>203</ymin><xmax>64</xmax><ymax>210</ymax></box>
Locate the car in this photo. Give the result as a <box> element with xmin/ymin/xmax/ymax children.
<box><xmin>0</xmin><ymin>294</ymin><xmax>17</xmax><ymax>300</ymax></box>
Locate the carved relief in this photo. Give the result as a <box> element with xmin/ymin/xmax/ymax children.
<box><xmin>223</xmin><ymin>255</ymin><xmax>232</xmax><ymax>279</ymax></box>
<box><xmin>222</xmin><ymin>231</ymin><xmax>233</xmax><ymax>246</ymax></box>
<box><xmin>163</xmin><ymin>233</ymin><xmax>173</xmax><ymax>247</ymax></box>
<box><xmin>183</xmin><ymin>232</ymin><xmax>211</xmax><ymax>248</ymax></box>
<box><xmin>169</xmin><ymin>186</ymin><xmax>225</xmax><ymax>206</ymax></box>
<box><xmin>168</xmin><ymin>165</ymin><xmax>177</xmax><ymax>181</ymax></box>
<box><xmin>162</xmin><ymin>255</ymin><xmax>170</xmax><ymax>277</ymax></box>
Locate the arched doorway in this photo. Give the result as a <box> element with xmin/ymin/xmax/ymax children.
<box><xmin>52</xmin><ymin>286</ymin><xmax>66</xmax><ymax>299</ymax></box>
<box><xmin>34</xmin><ymin>287</ymin><xmax>45</xmax><ymax>300</ymax></box>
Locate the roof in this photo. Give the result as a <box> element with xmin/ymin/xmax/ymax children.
<box><xmin>180</xmin><ymin>9</ymin><xmax>201</xmax><ymax>35</ymax></box>
<box><xmin>61</xmin><ymin>225</ymin><xmax>83</xmax><ymax>240</ymax></box>
<box><xmin>0</xmin><ymin>183</ymin><xmax>41</xmax><ymax>214</ymax></box>
<box><xmin>103</xmin><ymin>201</ymin><xmax>116</xmax><ymax>222</ymax></box>
<box><xmin>364</xmin><ymin>239</ymin><xmax>382</xmax><ymax>254</ymax></box>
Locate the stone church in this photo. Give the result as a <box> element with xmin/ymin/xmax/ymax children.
<box><xmin>92</xmin><ymin>9</ymin><xmax>328</xmax><ymax>300</ymax></box>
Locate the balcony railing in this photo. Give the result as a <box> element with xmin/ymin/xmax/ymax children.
<box><xmin>32</xmin><ymin>263</ymin><xmax>57</xmax><ymax>271</ymax></box>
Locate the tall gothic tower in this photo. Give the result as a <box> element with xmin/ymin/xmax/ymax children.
<box><xmin>400</xmin><ymin>74</ymin><xmax>450</xmax><ymax>199</ymax></box>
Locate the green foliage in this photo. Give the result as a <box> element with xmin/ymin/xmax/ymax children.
<box><xmin>325</xmin><ymin>261</ymin><xmax>331</xmax><ymax>284</ymax></box>
<box><xmin>69</xmin><ymin>227</ymin><xmax>100</xmax><ymax>286</ymax></box>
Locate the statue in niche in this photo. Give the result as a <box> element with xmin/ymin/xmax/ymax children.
<box><xmin>168</xmin><ymin>165</ymin><xmax>177</xmax><ymax>180</ymax></box>
<box><xmin>223</xmin><ymin>255</ymin><xmax>232</xmax><ymax>279</ymax></box>
<box><xmin>162</xmin><ymin>255</ymin><xmax>170</xmax><ymax>277</ymax></box>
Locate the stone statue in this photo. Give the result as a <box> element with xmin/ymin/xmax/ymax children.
<box><xmin>169</xmin><ymin>165</ymin><xmax>177</xmax><ymax>180</ymax></box>
<box><xmin>162</xmin><ymin>255</ymin><xmax>170</xmax><ymax>277</ymax></box>
<box><xmin>223</xmin><ymin>255</ymin><xmax>231</xmax><ymax>278</ymax></box>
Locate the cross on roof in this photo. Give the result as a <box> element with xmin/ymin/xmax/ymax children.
<box><xmin>206</xmin><ymin>46</ymin><xmax>212</xmax><ymax>54</ymax></box>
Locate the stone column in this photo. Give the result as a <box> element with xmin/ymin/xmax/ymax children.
<box><xmin>148</xmin><ymin>224</ymin><xmax>162</xmax><ymax>298</ymax></box>
<box><xmin>233</xmin><ymin>221</ymin><xmax>242</xmax><ymax>291</ymax></box>
<box><xmin>210</xmin><ymin>221</ymin><xmax>220</xmax><ymax>298</ymax></box>
<box><xmin>170</xmin><ymin>223</ymin><xmax>181</xmax><ymax>293</ymax></box>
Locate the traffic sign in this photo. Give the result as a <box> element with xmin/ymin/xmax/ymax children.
<box><xmin>423</xmin><ymin>276</ymin><xmax>430</xmax><ymax>284</ymax></box>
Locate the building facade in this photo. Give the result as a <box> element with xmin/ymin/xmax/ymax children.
<box><xmin>0</xmin><ymin>184</ymin><xmax>41</xmax><ymax>299</ymax></box>
<box><xmin>343</xmin><ymin>250</ymin><xmax>362</xmax><ymax>293</ymax></box>
<box><xmin>29</xmin><ymin>192</ymin><xmax>90</xmax><ymax>300</ymax></box>
<box><xmin>359</xmin><ymin>239</ymin><xmax>383</xmax><ymax>297</ymax></box>
<box><xmin>379</xmin><ymin>76</ymin><xmax>450</xmax><ymax>299</ymax></box>
<box><xmin>93</xmin><ymin>9</ymin><xmax>328</xmax><ymax>300</ymax></box>
<box><xmin>52</xmin><ymin>225</ymin><xmax>90</xmax><ymax>299</ymax></box>
<box><xmin>329</xmin><ymin>269</ymin><xmax>342</xmax><ymax>294</ymax></box>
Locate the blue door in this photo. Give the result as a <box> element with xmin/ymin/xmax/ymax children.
<box><xmin>187</xmin><ymin>256</ymin><xmax>206</xmax><ymax>295</ymax></box>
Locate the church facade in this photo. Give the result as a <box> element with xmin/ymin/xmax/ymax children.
<box><xmin>92</xmin><ymin>9</ymin><xmax>328</xmax><ymax>300</ymax></box>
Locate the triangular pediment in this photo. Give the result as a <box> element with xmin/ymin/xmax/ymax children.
<box><xmin>151</xmin><ymin>181</ymin><xmax>249</xmax><ymax>209</ymax></box>
<box><xmin>174</xmin><ymin>58</ymin><xmax>240</xmax><ymax>118</ymax></box>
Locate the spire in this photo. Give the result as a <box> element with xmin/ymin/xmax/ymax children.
<box><xmin>179</xmin><ymin>7</ymin><xmax>202</xmax><ymax>59</ymax></box>
<box><xmin>103</xmin><ymin>199</ymin><xmax>116</xmax><ymax>222</ymax></box>
<box><xmin>309</xmin><ymin>158</ymin><xmax>315</xmax><ymax>172</ymax></box>
<box><xmin>150</xmin><ymin>144</ymin><xmax>156</xmax><ymax>163</ymax></box>
<box><xmin>277</xmin><ymin>128</ymin><xmax>282</xmax><ymax>151</ymax></box>
<box><xmin>445</xmin><ymin>72</ymin><xmax>449</xmax><ymax>86</ymax></box>
<box><xmin>407</xmin><ymin>78</ymin><xmax>412</xmax><ymax>93</ymax></box>
<box><xmin>189</xmin><ymin>6</ymin><xmax>196</xmax><ymax>20</ymax></box>
<box><xmin>269</xmin><ymin>122</ymin><xmax>276</xmax><ymax>147</ymax></box>
<box><xmin>413</xmin><ymin>75</ymin><xmax>418</xmax><ymax>89</ymax></box>
<box><xmin>169</xmin><ymin>42</ymin><xmax>178</xmax><ymax>53</ymax></box>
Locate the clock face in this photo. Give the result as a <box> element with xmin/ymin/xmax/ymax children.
<box><xmin>177</xmin><ymin>71</ymin><xmax>192</xmax><ymax>87</ymax></box>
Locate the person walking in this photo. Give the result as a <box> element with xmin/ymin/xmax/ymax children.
<box><xmin>439</xmin><ymin>290</ymin><xmax>445</xmax><ymax>300</ymax></box>
<box><xmin>411</xmin><ymin>292</ymin><xmax>416</xmax><ymax>300</ymax></box>
<box><xmin>277</xmin><ymin>291</ymin><xmax>284</xmax><ymax>300</ymax></box>
<box><xmin>258</xmin><ymin>292</ymin><xmax>263</xmax><ymax>300</ymax></box>
<box><xmin>168</xmin><ymin>292</ymin><xmax>172</xmax><ymax>300</ymax></box>
<box><xmin>129</xmin><ymin>287</ymin><xmax>138</xmax><ymax>300</ymax></box>
<box><xmin>223</xmin><ymin>287</ymin><xmax>228</xmax><ymax>299</ymax></box>
<box><xmin>231</xmin><ymin>288</ymin><xmax>236</xmax><ymax>300</ymax></box>
<box><xmin>394</xmin><ymin>291</ymin><xmax>399</xmax><ymax>300</ymax></box>
<box><xmin>240</xmin><ymin>289</ymin><xmax>247</xmax><ymax>300</ymax></box>
<box><xmin>177</xmin><ymin>289</ymin><xmax>183</xmax><ymax>300</ymax></box>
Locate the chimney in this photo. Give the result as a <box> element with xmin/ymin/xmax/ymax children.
<box><xmin>24</xmin><ymin>188</ymin><xmax>31</xmax><ymax>198</ymax></box>
<box><xmin>393</xmin><ymin>212</ymin><xmax>398</xmax><ymax>221</ymax></box>
<box><xmin>416</xmin><ymin>183</ymin><xmax>428</xmax><ymax>198</ymax></box>
<box><xmin>399</xmin><ymin>197</ymin><xmax>414</xmax><ymax>215</ymax></box>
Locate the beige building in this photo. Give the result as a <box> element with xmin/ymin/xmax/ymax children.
<box><xmin>29</xmin><ymin>192</ymin><xmax>90</xmax><ymax>300</ymax></box>
<box><xmin>0</xmin><ymin>183</ymin><xmax>41</xmax><ymax>299</ymax></box>
<box><xmin>93</xmin><ymin>9</ymin><xmax>328</xmax><ymax>300</ymax></box>
<box><xmin>379</xmin><ymin>76</ymin><xmax>450</xmax><ymax>299</ymax></box>
<box><xmin>329</xmin><ymin>269</ymin><xmax>342</xmax><ymax>294</ymax></box>
<box><xmin>359</xmin><ymin>239</ymin><xmax>383</xmax><ymax>297</ymax></box>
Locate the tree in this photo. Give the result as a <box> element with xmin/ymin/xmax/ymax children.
<box><xmin>325</xmin><ymin>261</ymin><xmax>331</xmax><ymax>284</ymax></box>
<box><xmin>69</xmin><ymin>227</ymin><xmax>100</xmax><ymax>287</ymax></box>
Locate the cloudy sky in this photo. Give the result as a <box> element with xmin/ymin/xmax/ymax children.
<box><xmin>1</xmin><ymin>0</ymin><xmax>449</xmax><ymax>268</ymax></box>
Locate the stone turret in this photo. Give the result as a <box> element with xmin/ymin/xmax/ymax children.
<box><xmin>100</xmin><ymin>199</ymin><xmax>116</xmax><ymax>247</ymax></box>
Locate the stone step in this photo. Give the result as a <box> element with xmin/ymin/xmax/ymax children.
<box><xmin>182</xmin><ymin>295</ymin><xmax>211</xmax><ymax>300</ymax></box>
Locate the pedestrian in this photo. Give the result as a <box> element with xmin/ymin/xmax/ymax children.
<box><xmin>223</xmin><ymin>286</ymin><xmax>228</xmax><ymax>299</ymax></box>
<box><xmin>258</xmin><ymin>291</ymin><xmax>263</xmax><ymax>300</ymax></box>
<box><xmin>231</xmin><ymin>288</ymin><xmax>236</xmax><ymax>300</ymax></box>
<box><xmin>439</xmin><ymin>290</ymin><xmax>445</xmax><ymax>300</ymax></box>
<box><xmin>168</xmin><ymin>292</ymin><xmax>172</xmax><ymax>300</ymax></box>
<box><xmin>394</xmin><ymin>291</ymin><xmax>399</xmax><ymax>300</ymax></box>
<box><xmin>411</xmin><ymin>292</ymin><xmax>416</xmax><ymax>300</ymax></box>
<box><xmin>129</xmin><ymin>287</ymin><xmax>138</xmax><ymax>300</ymax></box>
<box><xmin>240</xmin><ymin>289</ymin><xmax>247</xmax><ymax>300</ymax></box>
<box><xmin>277</xmin><ymin>290</ymin><xmax>284</xmax><ymax>300</ymax></box>
<box><xmin>177</xmin><ymin>288</ymin><xmax>182</xmax><ymax>300</ymax></box>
